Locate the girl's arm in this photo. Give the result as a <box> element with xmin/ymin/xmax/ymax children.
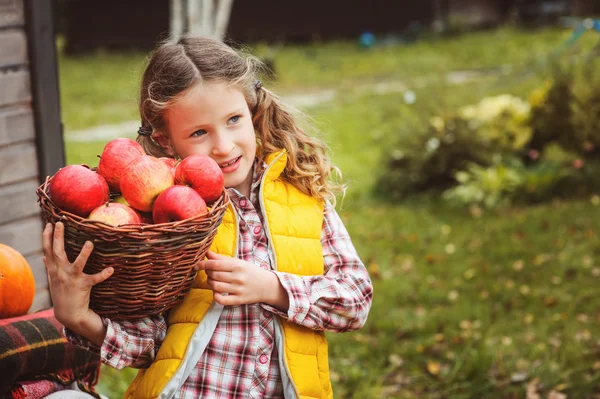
<box><xmin>42</xmin><ymin>222</ymin><xmax>167</xmax><ymax>370</ymax></box>
<box><xmin>65</xmin><ymin>314</ymin><xmax>167</xmax><ymax>370</ymax></box>
<box><xmin>262</xmin><ymin>204</ymin><xmax>373</xmax><ymax>332</ymax></box>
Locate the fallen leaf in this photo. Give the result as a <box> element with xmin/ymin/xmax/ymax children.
<box><xmin>406</xmin><ymin>234</ymin><xmax>419</xmax><ymax>243</ymax></box>
<box><xmin>426</xmin><ymin>361</ymin><xmax>441</xmax><ymax>376</ymax></box>
<box><xmin>329</xmin><ymin>370</ymin><xmax>340</xmax><ymax>382</ymax></box>
<box><xmin>513</xmin><ymin>259</ymin><xmax>525</xmax><ymax>271</ymax></box>
<box><xmin>533</xmin><ymin>253</ymin><xmax>552</xmax><ymax>265</ymax></box>
<box><xmin>444</xmin><ymin>243</ymin><xmax>456</xmax><ymax>254</ymax></box>
<box><xmin>526</xmin><ymin>378</ymin><xmax>541</xmax><ymax>399</ymax></box>
<box><xmin>447</xmin><ymin>290</ymin><xmax>459</xmax><ymax>301</ymax></box>
<box><xmin>424</xmin><ymin>253</ymin><xmax>443</xmax><ymax>264</ymax></box>
<box><xmin>575</xmin><ymin>329</ymin><xmax>591</xmax><ymax>341</ymax></box>
<box><xmin>511</xmin><ymin>371</ymin><xmax>528</xmax><ymax>383</ymax></box>
<box><xmin>459</xmin><ymin>320</ymin><xmax>473</xmax><ymax>330</ymax></box>
<box><xmin>463</xmin><ymin>268</ymin><xmax>476</xmax><ymax>280</ymax></box>
<box><xmin>553</xmin><ymin>383</ymin><xmax>568</xmax><ymax>391</ymax></box>
<box><xmin>544</xmin><ymin>296</ymin><xmax>558</xmax><ymax>307</ymax></box>
<box><xmin>469</xmin><ymin>205</ymin><xmax>483</xmax><ymax>218</ymax></box>
<box><xmin>548</xmin><ymin>391</ymin><xmax>567</xmax><ymax>399</ymax></box>
<box><xmin>400</xmin><ymin>256</ymin><xmax>414</xmax><ymax>272</ymax></box>
<box><xmin>388</xmin><ymin>354</ymin><xmax>404</xmax><ymax>368</ymax></box>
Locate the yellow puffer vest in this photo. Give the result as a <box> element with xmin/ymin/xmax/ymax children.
<box><xmin>125</xmin><ymin>150</ymin><xmax>333</xmax><ymax>399</ymax></box>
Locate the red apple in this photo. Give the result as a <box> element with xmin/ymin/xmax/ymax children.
<box><xmin>49</xmin><ymin>165</ymin><xmax>110</xmax><ymax>217</ymax></box>
<box><xmin>97</xmin><ymin>138</ymin><xmax>145</xmax><ymax>192</ymax></box>
<box><xmin>152</xmin><ymin>185</ymin><xmax>208</xmax><ymax>224</ymax></box>
<box><xmin>88</xmin><ymin>203</ymin><xmax>142</xmax><ymax>226</ymax></box>
<box><xmin>112</xmin><ymin>195</ymin><xmax>129</xmax><ymax>205</ymax></box>
<box><xmin>159</xmin><ymin>157</ymin><xmax>178</xmax><ymax>176</ymax></box>
<box><xmin>120</xmin><ymin>155</ymin><xmax>174</xmax><ymax>212</ymax></box>
<box><xmin>175</xmin><ymin>154</ymin><xmax>224</xmax><ymax>204</ymax></box>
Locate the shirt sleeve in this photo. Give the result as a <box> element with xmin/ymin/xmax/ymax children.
<box><xmin>261</xmin><ymin>203</ymin><xmax>373</xmax><ymax>332</ymax></box>
<box><xmin>64</xmin><ymin>314</ymin><xmax>167</xmax><ymax>370</ymax></box>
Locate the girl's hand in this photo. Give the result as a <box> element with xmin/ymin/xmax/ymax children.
<box><xmin>196</xmin><ymin>251</ymin><xmax>289</xmax><ymax>311</ymax></box>
<box><xmin>42</xmin><ymin>222</ymin><xmax>113</xmax><ymax>330</ymax></box>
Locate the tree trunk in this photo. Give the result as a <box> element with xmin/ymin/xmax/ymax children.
<box><xmin>187</xmin><ymin>0</ymin><xmax>202</xmax><ymax>36</ymax></box>
<box><xmin>214</xmin><ymin>0</ymin><xmax>233</xmax><ymax>39</ymax></box>
<box><xmin>170</xmin><ymin>0</ymin><xmax>184</xmax><ymax>39</ymax></box>
<box><xmin>181</xmin><ymin>0</ymin><xmax>234</xmax><ymax>40</ymax></box>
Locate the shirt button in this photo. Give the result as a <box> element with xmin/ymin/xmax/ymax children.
<box><xmin>106</xmin><ymin>353</ymin><xmax>113</xmax><ymax>360</ymax></box>
<box><xmin>263</xmin><ymin>310</ymin><xmax>271</xmax><ymax>318</ymax></box>
<box><xmin>259</xmin><ymin>354</ymin><xmax>268</xmax><ymax>364</ymax></box>
<box><xmin>253</xmin><ymin>226</ymin><xmax>261</xmax><ymax>234</ymax></box>
<box><xmin>239</xmin><ymin>199</ymin><xmax>247</xmax><ymax>207</ymax></box>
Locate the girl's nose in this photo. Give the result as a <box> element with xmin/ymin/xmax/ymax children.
<box><xmin>211</xmin><ymin>132</ymin><xmax>234</xmax><ymax>157</ymax></box>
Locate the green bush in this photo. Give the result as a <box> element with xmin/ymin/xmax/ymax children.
<box><xmin>379</xmin><ymin>58</ymin><xmax>600</xmax><ymax>208</ymax></box>
<box><xmin>442</xmin><ymin>161</ymin><xmax>523</xmax><ymax>209</ymax></box>
<box><xmin>378</xmin><ymin>94</ymin><xmax>535</xmax><ymax>200</ymax></box>
<box><xmin>528</xmin><ymin>58</ymin><xmax>600</xmax><ymax>157</ymax></box>
<box><xmin>378</xmin><ymin>115</ymin><xmax>494</xmax><ymax>197</ymax></box>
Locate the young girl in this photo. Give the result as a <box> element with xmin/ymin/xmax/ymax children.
<box><xmin>43</xmin><ymin>36</ymin><xmax>373</xmax><ymax>399</ymax></box>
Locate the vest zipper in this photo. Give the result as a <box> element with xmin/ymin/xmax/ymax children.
<box><xmin>231</xmin><ymin>203</ymin><xmax>240</xmax><ymax>258</ymax></box>
<box><xmin>258</xmin><ymin>152</ymin><xmax>300</xmax><ymax>399</ymax></box>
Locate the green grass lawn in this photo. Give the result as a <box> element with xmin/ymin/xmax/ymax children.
<box><xmin>59</xmin><ymin>26</ymin><xmax>600</xmax><ymax>398</ymax></box>
<box><xmin>58</xmin><ymin>26</ymin><xmax>599</xmax><ymax>131</ymax></box>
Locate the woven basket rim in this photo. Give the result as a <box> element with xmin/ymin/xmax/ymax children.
<box><xmin>36</xmin><ymin>174</ymin><xmax>229</xmax><ymax>234</ymax></box>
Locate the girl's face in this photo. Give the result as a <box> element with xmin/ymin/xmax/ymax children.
<box><xmin>162</xmin><ymin>82</ymin><xmax>257</xmax><ymax>198</ymax></box>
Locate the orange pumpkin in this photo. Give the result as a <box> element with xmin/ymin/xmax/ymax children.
<box><xmin>0</xmin><ymin>243</ymin><xmax>35</xmax><ymax>318</ymax></box>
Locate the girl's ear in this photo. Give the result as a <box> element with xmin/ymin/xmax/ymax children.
<box><xmin>151</xmin><ymin>132</ymin><xmax>177</xmax><ymax>157</ymax></box>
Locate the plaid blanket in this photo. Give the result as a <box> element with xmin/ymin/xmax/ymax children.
<box><xmin>10</xmin><ymin>380</ymin><xmax>65</xmax><ymax>399</ymax></box>
<box><xmin>0</xmin><ymin>308</ymin><xmax>101</xmax><ymax>398</ymax></box>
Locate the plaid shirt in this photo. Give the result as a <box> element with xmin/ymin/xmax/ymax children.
<box><xmin>67</xmin><ymin>159</ymin><xmax>373</xmax><ymax>399</ymax></box>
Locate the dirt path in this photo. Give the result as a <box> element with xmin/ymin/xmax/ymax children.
<box><xmin>66</xmin><ymin>69</ymin><xmax>504</xmax><ymax>143</ymax></box>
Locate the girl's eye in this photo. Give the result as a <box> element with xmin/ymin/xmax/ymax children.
<box><xmin>228</xmin><ymin>115</ymin><xmax>240</xmax><ymax>124</ymax></box>
<box><xmin>190</xmin><ymin>129</ymin><xmax>207</xmax><ymax>138</ymax></box>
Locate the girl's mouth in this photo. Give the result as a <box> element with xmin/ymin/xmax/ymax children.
<box><xmin>219</xmin><ymin>156</ymin><xmax>242</xmax><ymax>173</ymax></box>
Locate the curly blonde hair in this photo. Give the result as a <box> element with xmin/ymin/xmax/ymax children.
<box><xmin>137</xmin><ymin>36</ymin><xmax>345</xmax><ymax>206</ymax></box>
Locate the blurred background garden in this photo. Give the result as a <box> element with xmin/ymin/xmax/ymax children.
<box><xmin>54</xmin><ymin>1</ymin><xmax>600</xmax><ymax>398</ymax></box>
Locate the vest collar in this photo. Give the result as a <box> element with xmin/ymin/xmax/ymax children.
<box><xmin>263</xmin><ymin>149</ymin><xmax>287</xmax><ymax>182</ymax></box>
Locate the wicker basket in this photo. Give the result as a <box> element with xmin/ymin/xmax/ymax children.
<box><xmin>36</xmin><ymin>175</ymin><xmax>229</xmax><ymax>320</ymax></box>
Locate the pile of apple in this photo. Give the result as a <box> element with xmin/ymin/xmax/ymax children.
<box><xmin>48</xmin><ymin>138</ymin><xmax>224</xmax><ymax>226</ymax></box>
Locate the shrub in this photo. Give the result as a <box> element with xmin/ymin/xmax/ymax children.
<box><xmin>378</xmin><ymin>94</ymin><xmax>534</xmax><ymax>199</ymax></box>
<box><xmin>378</xmin><ymin>59</ymin><xmax>600</xmax><ymax>207</ymax></box>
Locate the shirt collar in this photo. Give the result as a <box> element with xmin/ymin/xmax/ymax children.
<box><xmin>226</xmin><ymin>157</ymin><xmax>267</xmax><ymax>207</ymax></box>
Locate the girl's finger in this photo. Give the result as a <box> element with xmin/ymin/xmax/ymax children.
<box><xmin>42</xmin><ymin>223</ymin><xmax>56</xmax><ymax>266</ymax></box>
<box><xmin>213</xmin><ymin>292</ymin><xmax>237</xmax><ymax>306</ymax></box>
<box><xmin>198</xmin><ymin>260</ymin><xmax>235</xmax><ymax>272</ymax></box>
<box><xmin>42</xmin><ymin>255</ymin><xmax>56</xmax><ymax>277</ymax></box>
<box><xmin>207</xmin><ymin>251</ymin><xmax>231</xmax><ymax>260</ymax></box>
<box><xmin>206</xmin><ymin>270</ymin><xmax>232</xmax><ymax>282</ymax></box>
<box><xmin>85</xmin><ymin>267</ymin><xmax>114</xmax><ymax>288</ymax></box>
<box><xmin>73</xmin><ymin>241</ymin><xmax>94</xmax><ymax>273</ymax></box>
<box><xmin>207</xmin><ymin>279</ymin><xmax>235</xmax><ymax>294</ymax></box>
<box><xmin>52</xmin><ymin>222</ymin><xmax>68</xmax><ymax>263</ymax></box>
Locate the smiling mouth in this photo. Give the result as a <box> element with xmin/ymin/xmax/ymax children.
<box><xmin>219</xmin><ymin>156</ymin><xmax>241</xmax><ymax>168</ymax></box>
